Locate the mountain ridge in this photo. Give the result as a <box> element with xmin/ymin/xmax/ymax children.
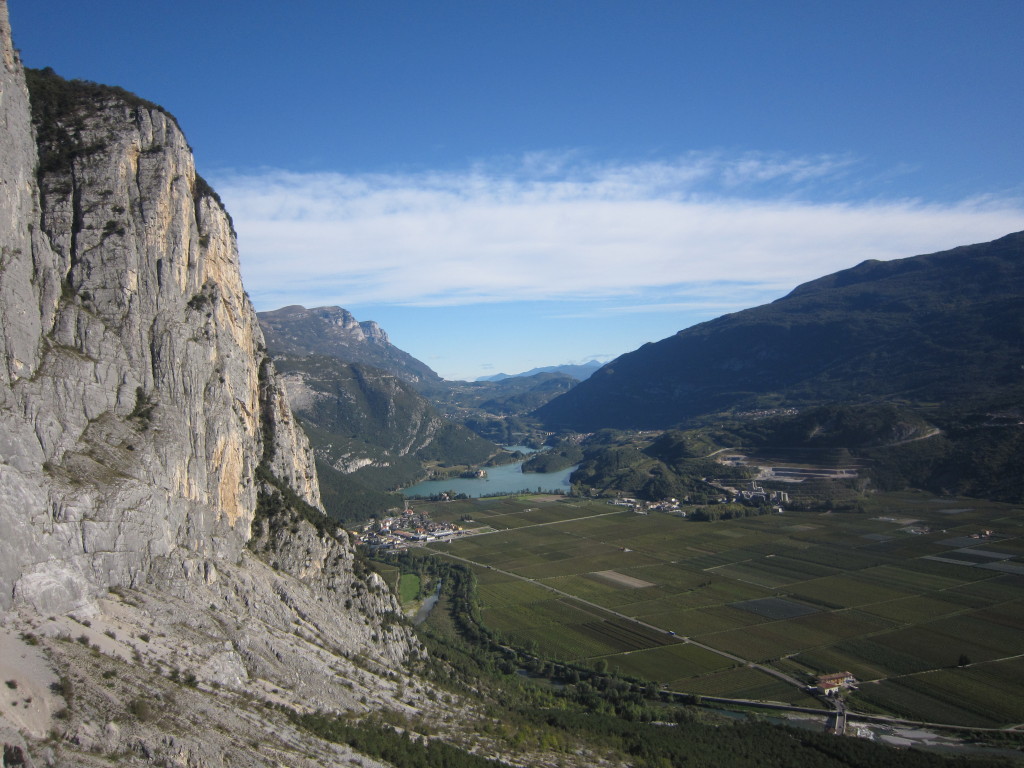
<box><xmin>259</xmin><ymin>304</ymin><xmax>442</xmax><ymax>388</ymax></box>
<box><xmin>272</xmin><ymin>352</ymin><xmax>496</xmax><ymax>521</ymax></box>
<box><xmin>257</xmin><ymin>304</ymin><xmax>500</xmax><ymax>518</ymax></box>
<box><xmin>536</xmin><ymin>230</ymin><xmax>1024</xmax><ymax>431</ymax></box>
<box><xmin>476</xmin><ymin>359</ymin><xmax>603</xmax><ymax>382</ymax></box>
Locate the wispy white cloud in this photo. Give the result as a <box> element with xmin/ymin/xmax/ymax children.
<box><xmin>213</xmin><ymin>153</ymin><xmax>1023</xmax><ymax>313</ymax></box>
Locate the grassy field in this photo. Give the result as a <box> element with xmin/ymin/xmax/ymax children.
<box><xmin>399</xmin><ymin>572</ymin><xmax>422</xmax><ymax>604</ymax></box>
<box><xmin>411</xmin><ymin>491</ymin><xmax>1024</xmax><ymax>726</ymax></box>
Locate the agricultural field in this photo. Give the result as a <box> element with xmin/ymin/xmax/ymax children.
<box><xmin>398</xmin><ymin>573</ymin><xmax>421</xmax><ymax>604</ymax></box>
<box><xmin>414</xmin><ymin>491</ymin><xmax>1024</xmax><ymax>726</ymax></box>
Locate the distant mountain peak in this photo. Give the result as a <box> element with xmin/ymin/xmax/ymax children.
<box><xmin>261</xmin><ymin>304</ymin><xmax>390</xmax><ymax>344</ymax></box>
<box><xmin>258</xmin><ymin>304</ymin><xmax>439</xmax><ymax>386</ymax></box>
<box><xmin>477</xmin><ymin>360</ymin><xmax>604</xmax><ymax>382</ymax></box>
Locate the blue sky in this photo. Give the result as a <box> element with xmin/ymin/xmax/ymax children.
<box><xmin>10</xmin><ymin>1</ymin><xmax>1024</xmax><ymax>380</ymax></box>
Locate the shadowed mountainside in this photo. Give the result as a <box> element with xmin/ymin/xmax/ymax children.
<box><xmin>536</xmin><ymin>231</ymin><xmax>1024</xmax><ymax>431</ymax></box>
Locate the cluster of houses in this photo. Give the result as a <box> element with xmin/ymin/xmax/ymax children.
<box><xmin>813</xmin><ymin>671</ymin><xmax>857</xmax><ymax>695</ymax></box>
<box><xmin>739</xmin><ymin>482</ymin><xmax>790</xmax><ymax>507</ymax></box>
<box><xmin>608</xmin><ymin>483</ymin><xmax>790</xmax><ymax>517</ymax></box>
<box><xmin>705</xmin><ymin>480</ymin><xmax>789</xmax><ymax>511</ymax></box>
<box><xmin>357</xmin><ymin>507</ymin><xmax>464</xmax><ymax>549</ymax></box>
<box><xmin>609</xmin><ymin>498</ymin><xmax>687</xmax><ymax>516</ymax></box>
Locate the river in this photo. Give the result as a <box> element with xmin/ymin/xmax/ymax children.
<box><xmin>412</xmin><ymin>581</ymin><xmax>442</xmax><ymax>626</ymax></box>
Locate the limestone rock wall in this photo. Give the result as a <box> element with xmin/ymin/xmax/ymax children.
<box><xmin>0</xmin><ymin>3</ymin><xmax>320</xmax><ymax>613</ymax></box>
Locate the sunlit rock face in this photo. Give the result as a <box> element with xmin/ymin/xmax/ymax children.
<box><xmin>0</xmin><ymin>7</ymin><xmax>425</xmax><ymax>766</ymax></box>
<box><xmin>0</xmin><ymin>3</ymin><xmax>319</xmax><ymax>613</ymax></box>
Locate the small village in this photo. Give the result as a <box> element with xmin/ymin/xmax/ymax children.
<box><xmin>607</xmin><ymin>497</ymin><xmax>688</xmax><ymax>515</ymax></box>
<box><xmin>357</xmin><ymin>504</ymin><xmax>466</xmax><ymax>549</ymax></box>
<box><xmin>611</xmin><ymin>480</ymin><xmax>791</xmax><ymax>517</ymax></box>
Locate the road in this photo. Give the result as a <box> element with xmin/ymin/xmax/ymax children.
<box><xmin>456</xmin><ymin>509</ymin><xmax>626</xmax><ymax>537</ymax></box>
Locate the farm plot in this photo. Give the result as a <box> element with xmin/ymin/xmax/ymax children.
<box><xmin>427</xmin><ymin>494</ymin><xmax>1024</xmax><ymax>716</ymax></box>
<box><xmin>507</xmin><ymin>505</ymin><xmax>600</xmax><ymax>526</ymax></box>
<box><xmin>856</xmin><ymin>563</ymin><xmax>976</xmax><ymax>593</ymax></box>
<box><xmin>788</xmin><ymin>574</ymin><xmax>911</xmax><ymax>609</ymax></box>
<box><xmin>517</xmin><ymin>550</ymin><xmax>664</xmax><ymax>580</ymax></box>
<box><xmin>581</xmin><ymin>617</ymin><xmax>681</xmax><ymax>654</ymax></box>
<box><xmin>792</xmin><ymin>646</ymin><xmax>890</xmax><ymax>683</ymax></box>
<box><xmin>944</xmin><ymin>574</ymin><xmax>1024</xmax><ymax>606</ymax></box>
<box><xmin>590</xmin><ymin>570</ymin><xmax>656</xmax><ymax>588</ymax></box>
<box><xmin>974</xmin><ymin>599</ymin><xmax>1024</xmax><ymax>630</ymax></box>
<box><xmin>899</xmin><ymin>554</ymin><xmax>1001</xmax><ymax>583</ymax></box>
<box><xmin>756</xmin><ymin>553</ymin><xmax>839</xmax><ymax>579</ymax></box>
<box><xmin>621</xmin><ymin>562</ymin><xmax>712</xmax><ymax>588</ymax></box>
<box><xmin>977</xmin><ymin>561</ymin><xmax>1024</xmax><ymax>575</ymax></box>
<box><xmin>674</xmin><ymin>550</ymin><xmax>760</xmax><ymax>570</ymax></box>
<box><xmin>504</xmin><ymin>623</ymin><xmax>622</xmax><ymax>661</ymax></box>
<box><xmin>481</xmin><ymin>598</ymin><xmax>601</xmax><ymax>634</ymax></box>
<box><xmin>893</xmin><ymin>663</ymin><xmax>1024</xmax><ymax>726</ymax></box>
<box><xmin>972</xmin><ymin>538</ymin><xmax>1024</xmax><ymax>556</ymax></box>
<box><xmin>695</xmin><ymin>619</ymin><xmax>842</xmax><ymax>662</ymax></box>
<box><xmin>643</xmin><ymin>605</ymin><xmax>771</xmax><ymax>636</ymax></box>
<box><xmin>685</xmin><ymin>578</ymin><xmax>773</xmax><ymax>606</ymax></box>
<box><xmin>603</xmin><ymin>642</ymin><xmax>734</xmax><ymax>682</ymax></box>
<box><xmin>680</xmin><ymin>666</ymin><xmax>819</xmax><ymax>706</ymax></box>
<box><xmin>732</xmin><ymin>597</ymin><xmax>820</xmax><ymax>620</ymax></box>
<box><xmin>711</xmin><ymin>556</ymin><xmax>833</xmax><ymax>588</ymax></box>
<box><xmin>546</xmin><ymin>513</ymin><xmax>652</xmax><ymax>540</ymax></box>
<box><xmin>504</xmin><ymin>615</ymin><xmax>680</xmax><ymax>662</ymax></box>
<box><xmin>784</xmin><ymin>609</ymin><xmax>894</xmax><ymax>641</ymax></box>
<box><xmin>832</xmin><ymin>636</ymin><xmax>933</xmax><ymax>676</ymax></box>
<box><xmin>876</xmin><ymin>613</ymin><xmax>1024</xmax><ymax>667</ymax></box>
<box><xmin>857</xmin><ymin>595</ymin><xmax>966</xmax><ymax>624</ymax></box>
<box><xmin>475</xmin><ymin>567</ymin><xmax>517</xmax><ymax>586</ymax></box>
<box><xmin>615</xmin><ymin>581</ymin><xmax>761</xmax><ymax>614</ymax></box>
<box><xmin>852</xmin><ymin>677</ymin><xmax>1005</xmax><ymax>729</ymax></box>
<box><xmin>476</xmin><ymin>578</ymin><xmax>552</xmax><ymax>608</ymax></box>
<box><xmin>700</xmin><ymin>560</ymin><xmax>802</xmax><ymax>588</ymax></box>
<box><xmin>540</xmin><ymin>574</ymin><xmax>647</xmax><ymax>608</ymax></box>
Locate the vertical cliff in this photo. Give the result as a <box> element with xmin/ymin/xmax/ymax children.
<box><xmin>0</xmin><ymin>8</ymin><xmax>435</xmax><ymax>765</ymax></box>
<box><xmin>0</xmin><ymin>6</ymin><xmax>316</xmax><ymax>613</ymax></box>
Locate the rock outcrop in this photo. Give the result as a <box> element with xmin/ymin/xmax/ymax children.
<box><xmin>0</xmin><ymin>9</ymin><xmax>326</xmax><ymax>614</ymax></box>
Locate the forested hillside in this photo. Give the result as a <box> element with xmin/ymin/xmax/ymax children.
<box><xmin>537</xmin><ymin>231</ymin><xmax>1024</xmax><ymax>431</ymax></box>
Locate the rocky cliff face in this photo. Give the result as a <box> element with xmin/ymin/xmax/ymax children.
<box><xmin>1</xmin><ymin>49</ymin><xmax>321</xmax><ymax>614</ymax></box>
<box><xmin>0</xmin><ymin>4</ymin><xmax>426</xmax><ymax>764</ymax></box>
<box><xmin>0</xmin><ymin>0</ymin><xmax>410</xmax><ymax>629</ymax></box>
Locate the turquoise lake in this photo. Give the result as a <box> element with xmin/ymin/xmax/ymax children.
<box><xmin>401</xmin><ymin>455</ymin><xmax>577</xmax><ymax>498</ymax></box>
